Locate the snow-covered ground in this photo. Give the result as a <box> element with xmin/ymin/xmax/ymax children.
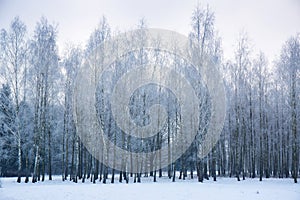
<box><xmin>0</xmin><ymin>176</ymin><xmax>299</xmax><ymax>200</ymax></box>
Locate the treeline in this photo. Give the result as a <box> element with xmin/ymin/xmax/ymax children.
<box><xmin>0</xmin><ymin>4</ymin><xmax>299</xmax><ymax>184</ymax></box>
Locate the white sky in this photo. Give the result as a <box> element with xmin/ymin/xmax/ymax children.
<box><xmin>0</xmin><ymin>0</ymin><xmax>299</xmax><ymax>63</ymax></box>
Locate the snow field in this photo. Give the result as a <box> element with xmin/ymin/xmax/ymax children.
<box><xmin>0</xmin><ymin>176</ymin><xmax>299</xmax><ymax>200</ymax></box>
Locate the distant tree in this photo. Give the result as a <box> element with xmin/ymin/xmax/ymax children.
<box><xmin>0</xmin><ymin>84</ymin><xmax>16</xmax><ymax>176</ymax></box>
<box><xmin>231</xmin><ymin>32</ymin><xmax>252</xmax><ymax>181</ymax></box>
<box><xmin>253</xmin><ymin>52</ymin><xmax>269</xmax><ymax>181</ymax></box>
<box><xmin>62</xmin><ymin>45</ymin><xmax>82</xmax><ymax>182</ymax></box>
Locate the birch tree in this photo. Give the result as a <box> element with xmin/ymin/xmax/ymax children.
<box><xmin>0</xmin><ymin>16</ymin><xmax>27</xmax><ymax>183</ymax></box>
<box><xmin>30</xmin><ymin>17</ymin><xmax>59</xmax><ymax>182</ymax></box>
<box><xmin>277</xmin><ymin>34</ymin><xmax>299</xmax><ymax>183</ymax></box>
<box><xmin>189</xmin><ymin>3</ymin><xmax>216</xmax><ymax>182</ymax></box>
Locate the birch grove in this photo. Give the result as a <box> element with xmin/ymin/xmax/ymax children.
<box><xmin>0</xmin><ymin>5</ymin><xmax>299</xmax><ymax>184</ymax></box>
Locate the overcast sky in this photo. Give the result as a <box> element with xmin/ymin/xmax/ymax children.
<box><xmin>0</xmin><ymin>0</ymin><xmax>299</xmax><ymax>63</ymax></box>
